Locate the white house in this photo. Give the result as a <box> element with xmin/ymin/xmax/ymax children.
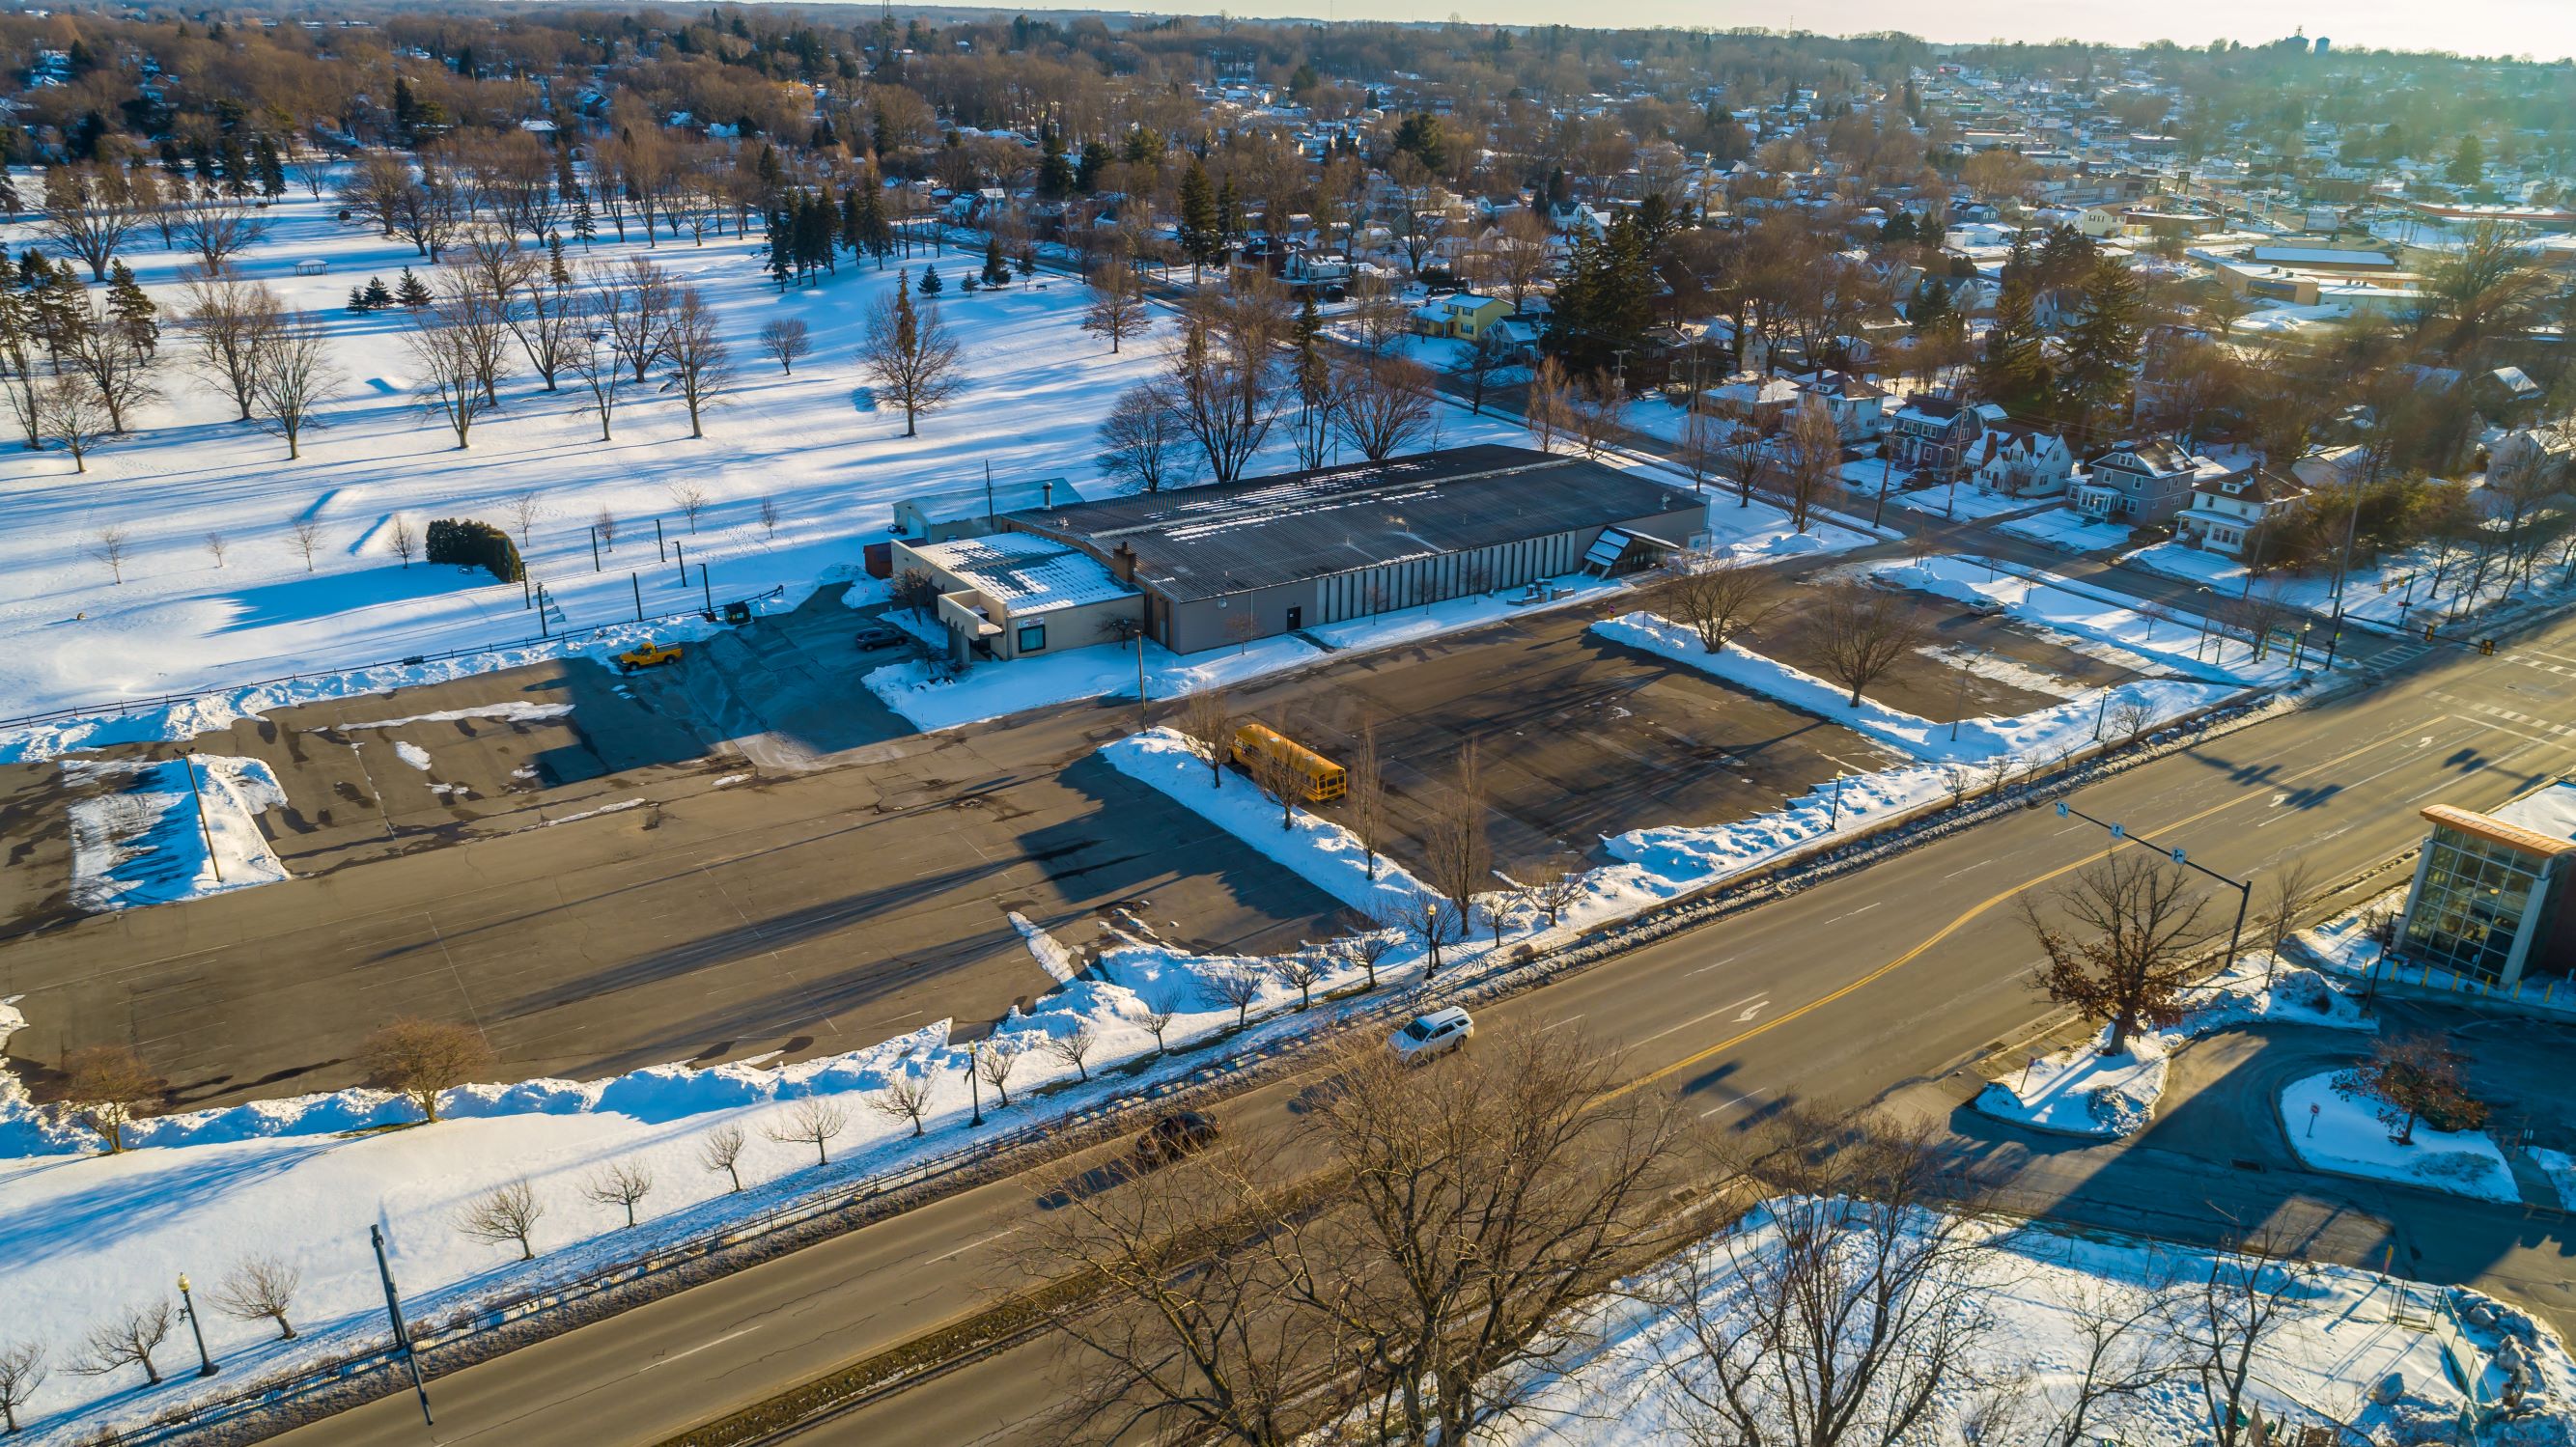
<box><xmin>2173</xmin><ymin>470</ymin><xmax>2310</xmax><ymax>556</ymax></box>
<box><xmin>1967</xmin><ymin>427</ymin><xmax>2076</xmax><ymax>497</ymax></box>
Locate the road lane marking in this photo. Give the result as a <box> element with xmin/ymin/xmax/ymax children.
<box><xmin>646</xmin><ymin>1325</ymin><xmax>760</xmax><ymax>1369</ymax></box>
<box><xmin>1698</xmin><ymin>1085</ymin><xmax>1768</xmax><ymax>1119</ymax></box>
<box><xmin>1609</xmin><ymin>723</ymin><xmax>2429</xmax><ymax>1101</ymax></box>
<box><xmin>924</xmin><ymin>1226</ymin><xmax>1019</xmax><ymax>1266</ymax></box>
<box><xmin>1822</xmin><ymin>903</ymin><xmax>1881</xmax><ymax>925</ymax></box>
<box><xmin>1683</xmin><ymin>955</ymin><xmax>1741</xmax><ymax>978</ymax></box>
<box><xmin>1635</xmin><ymin>994</ymin><xmax>1769</xmax><ymax>1047</ymax></box>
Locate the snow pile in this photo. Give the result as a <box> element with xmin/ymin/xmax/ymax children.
<box><xmin>1976</xmin><ymin>1028</ymin><xmax>2170</xmax><ymax>1138</ymax></box>
<box><xmin>1010</xmin><ymin>910</ymin><xmax>1084</xmax><ymax>984</ymax></box>
<box><xmin>2282</xmin><ymin>1072</ymin><xmax>2519</xmax><ymax>1205</ymax></box>
<box><xmin>1103</xmin><ymin>729</ymin><xmax>1438</xmax><ymax>919</ymax></box>
<box><xmin>2532</xmin><ymin>1149</ymin><xmax>2576</xmax><ymax>1212</ymax></box>
<box><xmin>1592</xmin><ymin>612</ymin><xmax>2233</xmax><ymax>765</ymax></box>
<box><xmin>865</xmin><ymin>631</ymin><xmax>1324</xmax><ymax>732</ymax></box>
<box><xmin>2182</xmin><ymin>957</ymin><xmax>2378</xmax><ymax>1034</ymax></box>
<box><xmin>390</xmin><ymin>740</ymin><xmax>434</xmax><ymax>771</ymax></box>
<box><xmin>1483</xmin><ymin>1206</ymin><xmax>2576</xmax><ymax>1447</ymax></box>
<box><xmin>64</xmin><ymin>756</ymin><xmax>290</xmax><ymax>911</ymax></box>
<box><xmin>334</xmin><ymin>701</ymin><xmax>576</xmax><ymax>730</ymax></box>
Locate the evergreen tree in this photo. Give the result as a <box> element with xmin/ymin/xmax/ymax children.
<box><xmin>1035</xmin><ymin>125</ymin><xmax>1076</xmax><ymax>201</ymax></box>
<box><xmin>546</xmin><ymin>235</ymin><xmax>572</xmax><ymax>287</ymax></box>
<box><xmin>1215</xmin><ymin>176</ymin><xmax>1242</xmax><ymax>246</ymax></box>
<box><xmin>982</xmin><ymin>236</ymin><xmax>1011</xmax><ymax>286</ymax></box>
<box><xmin>1975</xmin><ymin>273</ymin><xmax>2052</xmax><ymax>417</ymax></box>
<box><xmin>397</xmin><ymin>266</ymin><xmax>434</xmax><ymax>309</ymax></box>
<box><xmin>349</xmin><ymin>283</ymin><xmax>374</xmax><ymax>313</ymax></box>
<box><xmin>1075</xmin><ymin>141</ymin><xmax>1108</xmax><ymax>194</ymax></box>
<box><xmin>1543</xmin><ymin>214</ymin><xmax>1654</xmax><ymax>375</ymax></box>
<box><xmin>2057</xmin><ymin>257</ymin><xmax>2142</xmax><ymax>441</ymax></box>
<box><xmin>765</xmin><ymin>207</ymin><xmax>796</xmax><ymax>289</ymax></box>
<box><xmin>1177</xmin><ymin>162</ymin><xmax>1220</xmax><ymax>278</ymax></box>
<box><xmin>363</xmin><ymin>275</ymin><xmax>395</xmax><ymax>310</ymax></box>
<box><xmin>1907</xmin><ymin>277</ymin><xmax>1958</xmax><ymax>338</ymax></box>
<box><xmin>107</xmin><ymin>263</ymin><xmax>156</xmax><ymax>354</ymax></box>
<box><xmin>1392</xmin><ymin>112</ymin><xmax>1446</xmax><ymax>172</ymax></box>
<box><xmin>254</xmin><ymin>136</ymin><xmax>286</xmax><ymax>199</ymax></box>
<box><xmin>917</xmin><ymin>265</ymin><xmax>942</xmax><ymax>294</ymax></box>
<box><xmin>2448</xmin><ymin>133</ymin><xmax>2483</xmax><ymax>188</ymax></box>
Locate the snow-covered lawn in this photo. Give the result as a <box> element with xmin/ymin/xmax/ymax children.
<box><xmin>1484</xmin><ymin>1205</ymin><xmax>2575</xmax><ymax>1446</ymax></box>
<box><xmin>2282</xmin><ymin>1072</ymin><xmax>2520</xmax><ymax>1205</ymax></box>
<box><xmin>1977</xmin><ymin>1030</ymin><xmax>2170</xmax><ymax>1137</ymax></box>
<box><xmin>1886</xmin><ymin>481</ymin><xmax>2039</xmax><ymax>522</ymax></box>
<box><xmin>2533</xmin><ymin>1149</ymin><xmax>2576</xmax><ymax>1212</ymax></box>
<box><xmin>63</xmin><ymin>755</ymin><xmax>288</xmax><ymax>909</ymax></box>
<box><xmin>2122</xmin><ymin>537</ymin><xmax>2561</xmax><ymax>631</ymax></box>
<box><xmin>1592</xmin><ymin>612</ymin><xmax>2234</xmax><ymax>766</ymax></box>
<box><xmin>0</xmin><ymin>177</ymin><xmax>1548</xmax><ymax>753</ymax></box>
<box><xmin>1998</xmin><ymin>505</ymin><xmax>2136</xmax><ymax>554</ymax></box>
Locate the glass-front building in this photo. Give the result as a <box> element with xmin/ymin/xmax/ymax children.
<box><xmin>2399</xmin><ymin>791</ymin><xmax>2576</xmax><ymax>988</ymax></box>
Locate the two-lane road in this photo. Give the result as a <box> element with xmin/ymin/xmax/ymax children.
<box><xmin>276</xmin><ymin>611</ymin><xmax>2576</xmax><ymax>1447</ymax></box>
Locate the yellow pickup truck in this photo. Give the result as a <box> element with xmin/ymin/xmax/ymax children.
<box><xmin>612</xmin><ymin>641</ymin><xmax>685</xmax><ymax>674</ymax></box>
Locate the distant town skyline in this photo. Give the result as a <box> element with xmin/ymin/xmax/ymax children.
<box><xmin>982</xmin><ymin>0</ymin><xmax>2575</xmax><ymax>61</ymax></box>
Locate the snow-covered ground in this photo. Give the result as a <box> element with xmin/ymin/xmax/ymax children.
<box><xmin>2282</xmin><ymin>1072</ymin><xmax>2520</xmax><ymax>1205</ymax></box>
<box><xmin>1485</xmin><ymin>1204</ymin><xmax>2575</xmax><ymax>1446</ymax></box>
<box><xmin>1997</xmin><ymin>505</ymin><xmax>2137</xmax><ymax>554</ymax></box>
<box><xmin>0</xmin><ymin>177</ymin><xmax>1544</xmax><ymax>752</ymax></box>
<box><xmin>2123</xmin><ymin>536</ymin><xmax>2562</xmax><ymax>631</ymax></box>
<box><xmin>1977</xmin><ymin>957</ymin><xmax>2376</xmax><ymax>1139</ymax></box>
<box><xmin>1593</xmin><ymin>611</ymin><xmax>2235</xmax><ymax>766</ymax></box>
<box><xmin>2533</xmin><ymin>1149</ymin><xmax>2576</xmax><ymax>1212</ymax></box>
<box><xmin>1872</xmin><ymin>555</ymin><xmax>2308</xmax><ymax>685</ymax></box>
<box><xmin>1886</xmin><ymin>480</ymin><xmax>2039</xmax><ymax>522</ymax></box>
<box><xmin>63</xmin><ymin>755</ymin><xmax>289</xmax><ymax>909</ymax></box>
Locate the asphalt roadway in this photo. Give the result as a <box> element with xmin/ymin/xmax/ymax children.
<box><xmin>265</xmin><ymin>602</ymin><xmax>2576</xmax><ymax>1447</ymax></box>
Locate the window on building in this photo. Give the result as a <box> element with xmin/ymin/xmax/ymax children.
<box><xmin>2402</xmin><ymin>827</ymin><xmax>2548</xmax><ymax>983</ymax></box>
<box><xmin>1016</xmin><ymin>622</ymin><xmax>1046</xmax><ymax>654</ymax></box>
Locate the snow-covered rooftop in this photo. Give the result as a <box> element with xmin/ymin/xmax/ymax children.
<box><xmin>2494</xmin><ymin>781</ymin><xmax>2576</xmax><ymax>845</ymax></box>
<box><xmin>910</xmin><ymin>531</ymin><xmax>1134</xmax><ymax>617</ymax></box>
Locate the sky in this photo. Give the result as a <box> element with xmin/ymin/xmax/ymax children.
<box><xmin>981</xmin><ymin>0</ymin><xmax>2576</xmax><ymax>60</ymax></box>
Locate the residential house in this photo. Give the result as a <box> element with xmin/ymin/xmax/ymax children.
<box><xmin>1784</xmin><ymin>370</ymin><xmax>1890</xmax><ymax>441</ymax></box>
<box><xmin>1701</xmin><ymin>373</ymin><xmax>1803</xmax><ymax>431</ymax></box>
<box><xmin>1411</xmin><ymin>292</ymin><xmax>1512</xmax><ymax>341</ymax></box>
<box><xmin>1966</xmin><ymin>426</ymin><xmax>2076</xmax><ymax>497</ymax></box>
<box><xmin>1885</xmin><ymin>395</ymin><xmax>1990</xmax><ymax>474</ymax></box>
<box><xmin>2173</xmin><ymin>469</ymin><xmax>2310</xmax><ymax>556</ymax></box>
<box><xmin>2074</xmin><ymin>438</ymin><xmax>2244</xmax><ymax>523</ymax></box>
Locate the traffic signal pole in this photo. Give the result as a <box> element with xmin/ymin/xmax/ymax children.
<box><xmin>2055</xmin><ymin>798</ymin><xmax>2253</xmax><ymax>978</ymax></box>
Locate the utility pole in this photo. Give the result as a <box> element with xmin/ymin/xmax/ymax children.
<box><xmin>631</xmin><ymin>572</ymin><xmax>644</xmax><ymax>622</ymax></box>
<box><xmin>373</xmin><ymin>1225</ymin><xmax>433</xmax><ymax>1426</ymax></box>
<box><xmin>2054</xmin><ymin>799</ymin><xmax>2253</xmax><ymax>974</ymax></box>
<box><xmin>675</xmin><ymin>542</ymin><xmax>686</xmax><ymax>587</ymax></box>
<box><xmin>700</xmin><ymin>563</ymin><xmax>714</xmax><ymax>614</ymax></box>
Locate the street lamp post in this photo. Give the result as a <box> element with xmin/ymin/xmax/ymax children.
<box><xmin>177</xmin><ymin>1273</ymin><xmax>218</xmax><ymax>1377</ymax></box>
<box><xmin>965</xmin><ymin>1046</ymin><xmax>985</xmax><ymax>1127</ymax></box>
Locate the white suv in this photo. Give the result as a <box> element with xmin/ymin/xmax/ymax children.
<box><xmin>1389</xmin><ymin>1007</ymin><xmax>1473</xmax><ymax>1061</ymax></box>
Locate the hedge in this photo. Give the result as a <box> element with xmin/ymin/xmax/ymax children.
<box><xmin>426</xmin><ymin>518</ymin><xmax>523</xmax><ymax>583</ymax></box>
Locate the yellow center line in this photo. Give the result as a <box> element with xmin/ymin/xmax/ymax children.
<box><xmin>1612</xmin><ymin>723</ymin><xmax>2424</xmax><ymax>1100</ymax></box>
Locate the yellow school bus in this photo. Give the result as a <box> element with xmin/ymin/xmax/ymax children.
<box><xmin>1229</xmin><ymin>722</ymin><xmax>1348</xmax><ymax>803</ymax></box>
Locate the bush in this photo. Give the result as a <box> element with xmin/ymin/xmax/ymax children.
<box><xmin>426</xmin><ymin>518</ymin><xmax>523</xmax><ymax>583</ymax></box>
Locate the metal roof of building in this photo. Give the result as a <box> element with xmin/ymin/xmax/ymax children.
<box><xmin>1004</xmin><ymin>445</ymin><xmax>1700</xmax><ymax>603</ymax></box>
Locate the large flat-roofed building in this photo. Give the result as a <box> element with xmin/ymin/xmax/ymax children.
<box><xmin>2397</xmin><ymin>781</ymin><xmax>2576</xmax><ymax>988</ymax></box>
<box><xmin>889</xmin><ymin>530</ymin><xmax>1137</xmax><ymax>663</ymax></box>
<box><xmin>997</xmin><ymin>446</ymin><xmax>1706</xmax><ymax>655</ymax></box>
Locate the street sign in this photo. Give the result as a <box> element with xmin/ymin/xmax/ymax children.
<box><xmin>2111</xmin><ymin>822</ymin><xmax>2125</xmax><ymax>840</ymax></box>
<box><xmin>2055</xmin><ymin>801</ymin><xmax>2068</xmax><ymax>818</ymax></box>
<box><xmin>2171</xmin><ymin>848</ymin><xmax>2187</xmax><ymax>864</ymax></box>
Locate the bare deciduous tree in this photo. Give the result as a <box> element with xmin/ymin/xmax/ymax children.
<box><xmin>0</xmin><ymin>1339</ymin><xmax>44</xmax><ymax>1433</ymax></box>
<box><xmin>766</xmin><ymin>1096</ymin><xmax>849</xmax><ymax>1166</ymax></box>
<box><xmin>88</xmin><ymin>526</ymin><xmax>131</xmax><ymax>584</ymax></box>
<box><xmin>286</xmin><ymin>517</ymin><xmax>326</xmax><ymax>572</ymax></box>
<box><xmin>2022</xmin><ymin>855</ymin><xmax>2221</xmax><ymax>1056</ymax></box>
<box><xmin>1245</xmin><ymin>737</ymin><xmax>1311</xmax><ymax>831</ymax></box>
<box><xmin>41</xmin><ymin>375</ymin><xmax>109</xmax><ymax>471</ymax></box>
<box><xmin>1776</xmin><ymin>395</ymin><xmax>1844</xmax><ymax>534</ymax></box>
<box><xmin>1098</xmin><ymin>383</ymin><xmax>1193</xmax><ymax>493</ymax></box>
<box><xmin>1331</xmin><ymin>353</ymin><xmax>1437</xmax><ymax>461</ymax></box>
<box><xmin>1657</xmin><ymin>1109</ymin><xmax>2001</xmax><ymax>1447</ymax></box>
<box><xmin>388</xmin><ymin>515</ymin><xmax>416</xmax><ymax>568</ymax></box>
<box><xmin>1390</xmin><ymin>893</ymin><xmax>1463</xmax><ymax>977</ymax></box>
<box><xmin>663</xmin><ymin>286</ymin><xmax>734</xmax><ymax>438</ymax></box>
<box><xmin>1162</xmin><ymin>282</ymin><xmax>1289</xmax><ymax>484</ymax></box>
<box><xmin>358</xmin><ymin>1017</ymin><xmax>495</xmax><ymax>1124</ymax></box>
<box><xmin>1566</xmin><ymin>370</ymin><xmax>1624</xmax><ymax>459</ymax></box>
<box><xmin>1337</xmin><ymin>915</ymin><xmax>1401</xmax><ymax>989</ymax></box>
<box><xmin>1137</xmin><ymin>1009</ymin><xmax>1177</xmax><ymax>1053</ymax></box>
<box><xmin>503</xmin><ymin>490</ymin><xmax>542</xmax><ymax>543</ymax></box>
<box><xmin>2042</xmin><ymin>1269</ymin><xmax>2185</xmax><ymax>1446</ymax></box>
<box><xmin>1656</xmin><ymin>551</ymin><xmax>1782</xmax><ymax>654</ymax></box>
<box><xmin>249</xmin><ymin>311</ymin><xmax>340</xmax><ymax>459</ymax></box>
<box><xmin>855</xmin><ymin>278</ymin><xmax>963</xmax><ymax>437</ymax></box>
<box><xmin>1806</xmin><ymin>581</ymin><xmax>1930</xmax><ymax>707</ymax></box>
<box><xmin>182</xmin><ymin>271</ymin><xmax>282</xmax><ymax>420</ymax></box>
<box><xmin>1277</xmin><ymin>952</ymin><xmax>1324</xmax><ymax>1011</ymax></box>
<box><xmin>1174</xmin><ymin>689</ymin><xmax>1234</xmax><ymax>789</ymax></box>
<box><xmin>1517</xmin><ymin>855</ymin><xmax>1586</xmax><ymax>930</ymax></box>
<box><xmin>1346</xmin><ymin>717</ymin><xmax>1387</xmax><ymax>880</ymax></box>
<box><xmin>595</xmin><ymin>256</ymin><xmax>677</xmax><ymax>384</ymax></box>
<box><xmin>172</xmin><ymin>194</ymin><xmax>271</xmax><ymax>272</ymax></box>
<box><xmin>666</xmin><ymin>481</ymin><xmax>710</xmax><ymax>533</ymax></box>
<box><xmin>580</xmin><ymin>1159</ymin><xmax>657</xmax><ymax>1228</ymax></box>
<box><xmin>406</xmin><ymin>312</ymin><xmax>496</xmax><ymax>449</ymax></box>
<box><xmin>974</xmin><ymin>1039</ymin><xmax>1023</xmax><ymax>1109</ymax></box>
<box><xmin>2337</xmin><ymin>1033</ymin><xmax>2487</xmax><ymax>1147</ymax></box>
<box><xmin>757</xmin><ymin>497</ymin><xmax>780</xmax><ymax>538</ymax></box>
<box><xmin>2259</xmin><ymin>857</ymin><xmax>2318</xmax><ymax>984</ymax></box>
<box><xmin>73</xmin><ymin>1300</ymin><xmax>173</xmax><ymax>1386</ymax></box>
<box><xmin>698</xmin><ymin>1123</ymin><xmax>748</xmax><ymax>1190</ymax></box>
<box><xmin>567</xmin><ymin>324</ymin><xmax>620</xmax><ymax>442</ymax></box>
<box><xmin>1525</xmin><ymin>354</ymin><xmax>1571</xmax><ymax>452</ymax></box>
<box><xmin>870</xmin><ymin>1070</ymin><xmax>938</xmax><ymax>1137</ymax></box>
<box><xmin>456</xmin><ymin>1180</ymin><xmax>546</xmax><ymax>1260</ymax></box>
<box><xmin>756</xmin><ymin>317</ymin><xmax>812</xmax><ymax>376</ymax></box>
<box><xmin>1079</xmin><ymin>264</ymin><xmax>1151</xmax><ymax>354</ymax></box>
<box><xmin>1209</xmin><ymin>963</ymin><xmax>1268</xmax><ymax>1030</ymax></box>
<box><xmin>1042</xmin><ymin>1023</ymin><xmax>1100</xmax><ymax>1082</ymax></box>
<box><xmin>57</xmin><ymin>1044</ymin><xmax>161</xmax><ymax>1154</ymax></box>
<box><xmin>1419</xmin><ymin>739</ymin><xmax>1491</xmax><ymax>942</ymax></box>
<box><xmin>2185</xmin><ymin>1238</ymin><xmax>2314</xmax><ymax>1447</ymax></box>
<box><xmin>204</xmin><ymin>532</ymin><xmax>229</xmax><ymax>568</ymax></box>
<box><xmin>210</xmin><ymin>1255</ymin><xmax>302</xmax><ymax>1341</ymax></box>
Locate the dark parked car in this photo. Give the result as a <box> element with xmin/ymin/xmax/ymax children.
<box><xmin>1133</xmin><ymin>1110</ymin><xmax>1220</xmax><ymax>1163</ymax></box>
<box><xmin>853</xmin><ymin>622</ymin><xmax>906</xmax><ymax>651</ymax></box>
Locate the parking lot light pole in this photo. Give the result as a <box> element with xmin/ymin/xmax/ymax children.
<box><xmin>177</xmin><ymin>1273</ymin><xmax>217</xmax><ymax>1377</ymax></box>
<box><xmin>965</xmin><ymin>1047</ymin><xmax>984</xmax><ymax>1127</ymax></box>
<box><xmin>2055</xmin><ymin>799</ymin><xmax>2253</xmax><ymax>975</ymax></box>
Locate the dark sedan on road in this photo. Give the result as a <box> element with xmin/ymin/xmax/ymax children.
<box><xmin>1133</xmin><ymin>1111</ymin><xmax>1220</xmax><ymax>1164</ymax></box>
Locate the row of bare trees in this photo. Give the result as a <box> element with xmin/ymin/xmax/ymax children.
<box><xmin>0</xmin><ymin>1252</ymin><xmax>301</xmax><ymax>1421</ymax></box>
<box><xmin>1654</xmin><ymin>552</ymin><xmax>1931</xmax><ymax>708</ymax></box>
<box><xmin>1018</xmin><ymin>1026</ymin><xmax>2325</xmax><ymax>1446</ymax></box>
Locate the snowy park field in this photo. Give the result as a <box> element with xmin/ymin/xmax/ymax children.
<box><xmin>0</xmin><ymin>177</ymin><xmax>1545</xmax><ymax>757</ymax></box>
